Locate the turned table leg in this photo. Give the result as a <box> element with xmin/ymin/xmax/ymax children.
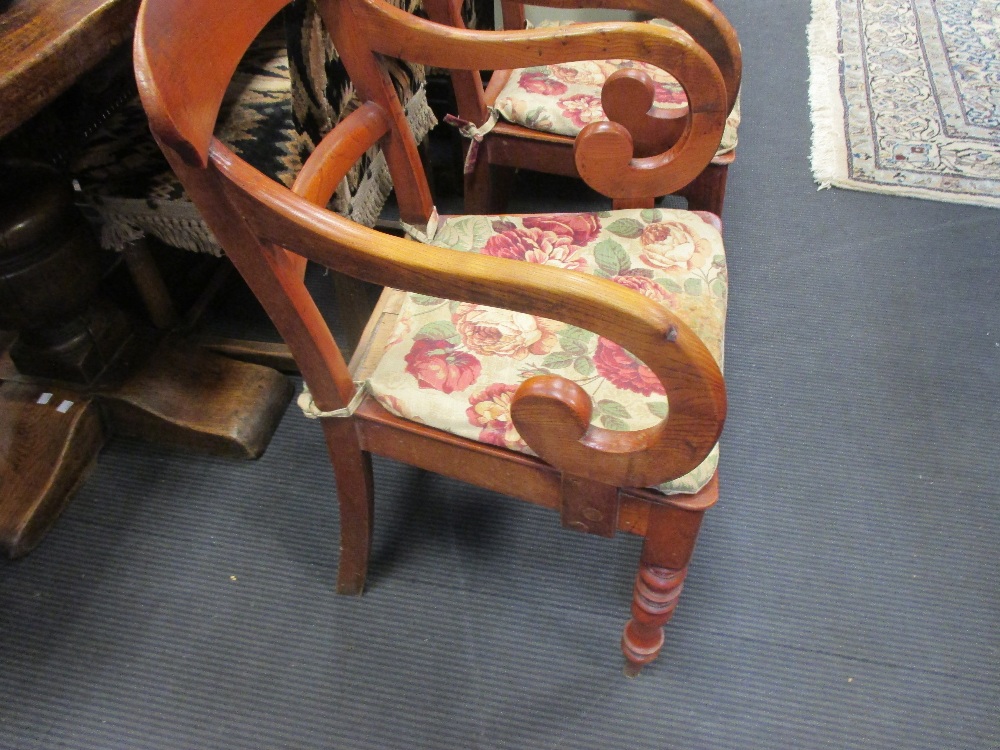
<box><xmin>0</xmin><ymin>161</ymin><xmax>124</xmax><ymax>556</ymax></box>
<box><xmin>0</xmin><ymin>161</ymin><xmax>292</xmax><ymax>557</ymax></box>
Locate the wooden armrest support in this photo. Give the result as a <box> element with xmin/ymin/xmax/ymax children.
<box><xmin>292</xmin><ymin>102</ymin><xmax>392</xmax><ymax>206</ymax></box>
<box><xmin>212</xmin><ymin>143</ymin><xmax>726</xmax><ymax>487</ymax></box>
<box><xmin>282</xmin><ymin>103</ymin><xmax>392</xmax><ymax>279</ymax></box>
<box><xmin>334</xmin><ymin>0</ymin><xmax>729</xmax><ymax>203</ymax></box>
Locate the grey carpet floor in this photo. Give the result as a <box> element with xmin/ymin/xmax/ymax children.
<box><xmin>2</xmin><ymin>0</ymin><xmax>999</xmax><ymax>748</ymax></box>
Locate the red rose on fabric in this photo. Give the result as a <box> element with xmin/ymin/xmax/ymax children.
<box><xmin>403</xmin><ymin>339</ymin><xmax>481</xmax><ymax>393</ymax></box>
<box><xmin>593</xmin><ymin>338</ymin><xmax>665</xmax><ymax>396</ymax></box>
<box><xmin>550</xmin><ymin>61</ymin><xmax>616</xmax><ymax>87</ymax></box>
<box><xmin>557</xmin><ymin>93</ymin><xmax>605</xmax><ymax>129</ymax></box>
<box><xmin>517</xmin><ymin>70</ymin><xmax>568</xmax><ymax>96</ymax></box>
<box><xmin>522</xmin><ymin>213</ymin><xmax>602</xmax><ymax>247</ymax></box>
<box><xmin>610</xmin><ymin>274</ymin><xmax>675</xmax><ymax>304</ymax></box>
<box><xmin>483</xmin><ymin>226</ymin><xmax>586</xmax><ymax>270</ymax></box>
<box><xmin>466</xmin><ymin>383</ymin><xmax>524</xmax><ymax>450</ymax></box>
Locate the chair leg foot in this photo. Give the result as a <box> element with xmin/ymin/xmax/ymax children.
<box><xmin>621</xmin><ymin>501</ymin><xmax>706</xmax><ymax>673</ymax></box>
<box><xmin>623</xmin><ymin>660</ymin><xmax>644</xmax><ymax>679</ymax></box>
<box><xmin>621</xmin><ymin>563</ymin><xmax>686</xmax><ymax>674</ymax></box>
<box><xmin>321</xmin><ymin>418</ymin><xmax>374</xmax><ymax>595</ymax></box>
<box><xmin>336</xmin><ymin>565</ymin><xmax>369</xmax><ymax>596</ymax></box>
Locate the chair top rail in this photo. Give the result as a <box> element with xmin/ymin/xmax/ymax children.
<box><xmin>134</xmin><ymin>0</ymin><xmax>291</xmax><ymax>168</ymax></box>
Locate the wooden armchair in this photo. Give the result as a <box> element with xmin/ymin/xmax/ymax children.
<box><xmin>136</xmin><ymin>0</ymin><xmax>730</xmax><ymax>673</ymax></box>
<box><xmin>426</xmin><ymin>0</ymin><xmax>742</xmax><ymax>215</ymax></box>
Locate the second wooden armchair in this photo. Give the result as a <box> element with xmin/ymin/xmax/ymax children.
<box><xmin>136</xmin><ymin>0</ymin><xmax>731</xmax><ymax>674</ymax></box>
<box><xmin>425</xmin><ymin>0</ymin><xmax>742</xmax><ymax>215</ymax></box>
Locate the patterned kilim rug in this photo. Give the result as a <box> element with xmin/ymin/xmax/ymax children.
<box><xmin>808</xmin><ymin>0</ymin><xmax>1000</xmax><ymax>208</ymax></box>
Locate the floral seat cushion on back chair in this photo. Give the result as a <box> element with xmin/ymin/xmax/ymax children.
<box><xmin>493</xmin><ymin>20</ymin><xmax>741</xmax><ymax>161</ymax></box>
<box><xmin>365</xmin><ymin>208</ymin><xmax>727</xmax><ymax>494</ymax></box>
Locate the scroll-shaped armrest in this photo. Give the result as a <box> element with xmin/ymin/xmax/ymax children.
<box><xmin>211</xmin><ymin>136</ymin><xmax>726</xmax><ymax>489</ymax></box>
<box><xmin>329</xmin><ymin>0</ymin><xmax>730</xmax><ymax>203</ymax></box>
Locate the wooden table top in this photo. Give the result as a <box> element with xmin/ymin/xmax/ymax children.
<box><xmin>0</xmin><ymin>0</ymin><xmax>141</xmax><ymax>139</ymax></box>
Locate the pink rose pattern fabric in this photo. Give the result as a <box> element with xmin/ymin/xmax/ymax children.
<box><xmin>367</xmin><ymin>208</ymin><xmax>726</xmax><ymax>495</ymax></box>
<box><xmin>492</xmin><ymin>22</ymin><xmax>741</xmax><ymax>158</ymax></box>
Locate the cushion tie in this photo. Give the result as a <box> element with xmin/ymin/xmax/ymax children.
<box><xmin>298</xmin><ymin>381</ymin><xmax>368</xmax><ymax>419</ymax></box>
<box><xmin>444</xmin><ymin>108</ymin><xmax>499</xmax><ymax>174</ymax></box>
<box><xmin>400</xmin><ymin>206</ymin><xmax>440</xmax><ymax>244</ymax></box>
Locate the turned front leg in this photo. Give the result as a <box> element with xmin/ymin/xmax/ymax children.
<box><xmin>622</xmin><ymin>503</ymin><xmax>705</xmax><ymax>676</ymax></box>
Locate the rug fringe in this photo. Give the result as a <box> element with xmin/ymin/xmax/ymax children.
<box><xmin>347</xmin><ymin>86</ymin><xmax>437</xmax><ymax>227</ymax></box>
<box><xmin>807</xmin><ymin>0</ymin><xmax>848</xmax><ymax>191</ymax></box>
<box><xmin>806</xmin><ymin>0</ymin><xmax>999</xmax><ymax>208</ymax></box>
<box><xmin>92</xmin><ymin>199</ymin><xmax>225</xmax><ymax>256</ymax></box>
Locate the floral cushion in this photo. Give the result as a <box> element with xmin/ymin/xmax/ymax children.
<box><xmin>492</xmin><ymin>22</ymin><xmax>740</xmax><ymax>160</ymax></box>
<box><xmin>366</xmin><ymin>208</ymin><xmax>727</xmax><ymax>495</ymax></box>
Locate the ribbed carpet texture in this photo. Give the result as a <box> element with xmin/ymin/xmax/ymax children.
<box><xmin>2</xmin><ymin>0</ymin><xmax>998</xmax><ymax>748</ymax></box>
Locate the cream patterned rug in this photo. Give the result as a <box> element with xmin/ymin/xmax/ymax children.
<box><xmin>808</xmin><ymin>0</ymin><xmax>1000</xmax><ymax>208</ymax></box>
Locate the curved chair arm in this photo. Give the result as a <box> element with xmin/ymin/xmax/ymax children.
<box><xmin>211</xmin><ymin>137</ymin><xmax>726</xmax><ymax>488</ymax></box>
<box><xmin>334</xmin><ymin>0</ymin><xmax>730</xmax><ymax>202</ymax></box>
<box><xmin>498</xmin><ymin>0</ymin><xmax>740</xmax><ymax>113</ymax></box>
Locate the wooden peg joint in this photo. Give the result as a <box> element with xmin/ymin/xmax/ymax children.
<box><xmin>560</xmin><ymin>474</ymin><xmax>620</xmax><ymax>538</ymax></box>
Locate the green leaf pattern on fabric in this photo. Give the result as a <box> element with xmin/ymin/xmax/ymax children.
<box><xmin>433</xmin><ymin>216</ymin><xmax>493</xmax><ymax>251</ymax></box>
<box><xmin>414</xmin><ymin>321</ymin><xmax>461</xmax><ymax>344</ymax></box>
<box><xmin>369</xmin><ymin>208</ymin><xmax>727</xmax><ymax>495</ymax></box>
<box><xmin>594</xmin><ymin>239</ymin><xmax>631</xmax><ymax>276</ymax></box>
<box><xmin>410</xmin><ymin>294</ymin><xmax>444</xmax><ymax>306</ymax></box>
<box><xmin>606</xmin><ymin>218</ymin><xmax>645</xmax><ymax>238</ymax></box>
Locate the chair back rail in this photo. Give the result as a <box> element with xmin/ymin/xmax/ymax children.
<box><xmin>421</xmin><ymin>0</ymin><xmax>491</xmax><ymax>123</ymax></box>
<box><xmin>424</xmin><ymin>0</ymin><xmax>740</xmax><ymax>156</ymax></box>
<box><xmin>134</xmin><ymin>0</ymin><xmax>292</xmax><ymax>168</ymax></box>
